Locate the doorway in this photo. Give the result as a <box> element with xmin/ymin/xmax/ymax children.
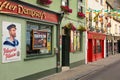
<box><xmin>62</xmin><ymin>35</ymin><xmax>70</xmax><ymax>67</ymax></box>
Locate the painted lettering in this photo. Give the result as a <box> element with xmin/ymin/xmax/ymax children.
<box><xmin>4</xmin><ymin>53</ymin><xmax>16</xmax><ymax>58</ymax></box>
<box><xmin>0</xmin><ymin>1</ymin><xmax>17</xmax><ymax>11</ymax></box>
<box><xmin>0</xmin><ymin>1</ymin><xmax>8</xmax><ymax>10</ymax></box>
<box><xmin>18</xmin><ymin>5</ymin><xmax>46</xmax><ymax>20</ymax></box>
<box><xmin>3</xmin><ymin>48</ymin><xmax>17</xmax><ymax>54</ymax></box>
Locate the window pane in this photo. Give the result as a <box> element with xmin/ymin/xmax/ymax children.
<box><xmin>70</xmin><ymin>30</ymin><xmax>81</xmax><ymax>52</ymax></box>
<box><xmin>26</xmin><ymin>22</ymin><xmax>52</xmax><ymax>56</ymax></box>
<box><xmin>62</xmin><ymin>0</ymin><xmax>68</xmax><ymax>6</ymax></box>
<box><xmin>96</xmin><ymin>40</ymin><xmax>101</xmax><ymax>53</ymax></box>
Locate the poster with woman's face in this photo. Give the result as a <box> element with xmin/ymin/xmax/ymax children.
<box><xmin>2</xmin><ymin>21</ymin><xmax>21</xmax><ymax>63</ymax></box>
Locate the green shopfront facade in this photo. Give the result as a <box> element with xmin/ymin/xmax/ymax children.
<box><xmin>0</xmin><ymin>0</ymin><xmax>62</xmax><ymax>80</ymax></box>
<box><xmin>0</xmin><ymin>0</ymin><xmax>86</xmax><ymax>80</ymax></box>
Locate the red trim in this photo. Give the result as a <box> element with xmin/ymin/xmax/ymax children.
<box><xmin>88</xmin><ymin>31</ymin><xmax>106</xmax><ymax>40</ymax></box>
<box><xmin>87</xmin><ymin>32</ymin><xmax>105</xmax><ymax>63</ymax></box>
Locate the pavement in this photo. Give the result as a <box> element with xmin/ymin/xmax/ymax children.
<box><xmin>39</xmin><ymin>54</ymin><xmax>120</xmax><ymax>80</ymax></box>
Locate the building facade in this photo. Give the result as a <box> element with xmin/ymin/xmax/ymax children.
<box><xmin>0</xmin><ymin>0</ymin><xmax>86</xmax><ymax>80</ymax></box>
<box><xmin>105</xmin><ymin>0</ymin><xmax>120</xmax><ymax>56</ymax></box>
<box><xmin>86</xmin><ymin>0</ymin><xmax>106</xmax><ymax>63</ymax></box>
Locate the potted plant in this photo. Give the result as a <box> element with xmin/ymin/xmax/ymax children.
<box><xmin>77</xmin><ymin>25</ymin><xmax>87</xmax><ymax>31</ymax></box>
<box><xmin>64</xmin><ymin>23</ymin><xmax>76</xmax><ymax>31</ymax></box>
<box><xmin>77</xmin><ymin>12</ymin><xmax>85</xmax><ymax>19</ymax></box>
<box><xmin>107</xmin><ymin>22</ymin><xmax>111</xmax><ymax>27</ymax></box>
<box><xmin>61</xmin><ymin>6</ymin><xmax>72</xmax><ymax>13</ymax></box>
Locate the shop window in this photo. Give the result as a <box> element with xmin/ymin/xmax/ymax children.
<box><xmin>94</xmin><ymin>40</ymin><xmax>102</xmax><ymax>53</ymax></box>
<box><xmin>96</xmin><ymin>40</ymin><xmax>101</xmax><ymax>53</ymax></box>
<box><xmin>70</xmin><ymin>30</ymin><xmax>81</xmax><ymax>52</ymax></box>
<box><xmin>93</xmin><ymin>40</ymin><xmax>102</xmax><ymax>54</ymax></box>
<box><xmin>100</xmin><ymin>0</ymin><xmax>103</xmax><ymax>5</ymax></box>
<box><xmin>26</xmin><ymin>22</ymin><xmax>52</xmax><ymax>57</ymax></box>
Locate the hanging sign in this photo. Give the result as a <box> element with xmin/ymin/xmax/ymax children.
<box><xmin>0</xmin><ymin>0</ymin><xmax>59</xmax><ymax>23</ymax></box>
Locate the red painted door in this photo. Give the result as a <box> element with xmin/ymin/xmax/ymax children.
<box><xmin>87</xmin><ymin>39</ymin><xmax>92</xmax><ymax>62</ymax></box>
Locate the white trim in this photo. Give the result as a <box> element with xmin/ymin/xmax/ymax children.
<box><xmin>104</xmin><ymin>38</ymin><xmax>106</xmax><ymax>58</ymax></box>
<box><xmin>85</xmin><ymin>31</ymin><xmax>88</xmax><ymax>64</ymax></box>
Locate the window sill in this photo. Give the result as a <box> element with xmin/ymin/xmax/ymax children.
<box><xmin>24</xmin><ymin>54</ymin><xmax>55</xmax><ymax>61</ymax></box>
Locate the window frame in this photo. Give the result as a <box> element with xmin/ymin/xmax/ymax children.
<box><xmin>61</xmin><ymin>0</ymin><xmax>69</xmax><ymax>6</ymax></box>
<box><xmin>70</xmin><ymin>30</ymin><xmax>82</xmax><ymax>52</ymax></box>
<box><xmin>26</xmin><ymin>22</ymin><xmax>53</xmax><ymax>58</ymax></box>
<box><xmin>78</xmin><ymin>0</ymin><xmax>83</xmax><ymax>13</ymax></box>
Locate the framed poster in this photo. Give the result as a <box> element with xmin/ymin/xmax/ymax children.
<box><xmin>70</xmin><ymin>30</ymin><xmax>74</xmax><ymax>52</ymax></box>
<box><xmin>32</xmin><ymin>30</ymin><xmax>47</xmax><ymax>50</ymax></box>
<box><xmin>2</xmin><ymin>21</ymin><xmax>21</xmax><ymax>63</ymax></box>
<box><xmin>73</xmin><ymin>31</ymin><xmax>77</xmax><ymax>51</ymax></box>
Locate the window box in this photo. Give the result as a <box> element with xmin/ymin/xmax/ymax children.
<box><xmin>107</xmin><ymin>22</ymin><xmax>111</xmax><ymax>27</ymax></box>
<box><xmin>64</xmin><ymin>23</ymin><xmax>76</xmax><ymax>30</ymax></box>
<box><xmin>77</xmin><ymin>25</ymin><xmax>87</xmax><ymax>31</ymax></box>
<box><xmin>38</xmin><ymin>0</ymin><xmax>52</xmax><ymax>5</ymax></box>
<box><xmin>61</xmin><ymin>6</ymin><xmax>72</xmax><ymax>13</ymax></box>
<box><xmin>77</xmin><ymin>12</ymin><xmax>85</xmax><ymax>19</ymax></box>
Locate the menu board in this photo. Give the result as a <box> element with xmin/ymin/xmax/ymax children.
<box><xmin>32</xmin><ymin>30</ymin><xmax>47</xmax><ymax>50</ymax></box>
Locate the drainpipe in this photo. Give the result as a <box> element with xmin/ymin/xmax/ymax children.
<box><xmin>56</xmin><ymin>12</ymin><xmax>64</xmax><ymax>73</ymax></box>
<box><xmin>112</xmin><ymin>35</ymin><xmax>114</xmax><ymax>55</ymax></box>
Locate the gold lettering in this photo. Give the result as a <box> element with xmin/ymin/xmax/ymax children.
<box><xmin>12</xmin><ymin>6</ymin><xmax>17</xmax><ymax>11</ymax></box>
<box><xmin>18</xmin><ymin>5</ymin><xmax>23</xmax><ymax>14</ymax></box>
<box><xmin>23</xmin><ymin>8</ymin><xmax>28</xmax><ymax>14</ymax></box>
<box><xmin>0</xmin><ymin>2</ymin><xmax>2</xmax><ymax>5</ymax></box>
<box><xmin>18</xmin><ymin>5</ymin><xmax>46</xmax><ymax>20</ymax></box>
<box><xmin>0</xmin><ymin>1</ymin><xmax>8</xmax><ymax>10</ymax></box>
<box><xmin>8</xmin><ymin>4</ymin><xmax>15</xmax><ymax>10</ymax></box>
<box><xmin>5</xmin><ymin>2</ymin><xmax>10</xmax><ymax>9</ymax></box>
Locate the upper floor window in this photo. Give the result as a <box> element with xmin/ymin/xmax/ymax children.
<box><xmin>119</xmin><ymin>26</ymin><xmax>120</xmax><ymax>34</ymax></box>
<box><xmin>95</xmin><ymin>0</ymin><xmax>99</xmax><ymax>2</ymax></box>
<box><xmin>62</xmin><ymin>0</ymin><xmax>69</xmax><ymax>6</ymax></box>
<box><xmin>100</xmin><ymin>0</ymin><xmax>103</xmax><ymax>5</ymax></box>
<box><xmin>78</xmin><ymin>0</ymin><xmax>83</xmax><ymax>12</ymax></box>
<box><xmin>115</xmin><ymin>24</ymin><xmax>117</xmax><ymax>34</ymax></box>
<box><xmin>80</xmin><ymin>0</ymin><xmax>83</xmax><ymax>2</ymax></box>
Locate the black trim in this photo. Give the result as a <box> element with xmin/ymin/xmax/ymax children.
<box><xmin>15</xmin><ymin>68</ymin><xmax>57</xmax><ymax>80</ymax></box>
<box><xmin>113</xmin><ymin>17</ymin><xmax>120</xmax><ymax>23</ymax></box>
<box><xmin>106</xmin><ymin>1</ymin><xmax>113</xmax><ymax>9</ymax></box>
<box><xmin>70</xmin><ymin>60</ymin><xmax>85</xmax><ymax>68</ymax></box>
<box><xmin>24</xmin><ymin>54</ymin><xmax>55</xmax><ymax>61</ymax></box>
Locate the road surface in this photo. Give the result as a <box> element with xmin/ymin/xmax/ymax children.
<box><xmin>76</xmin><ymin>61</ymin><xmax>120</xmax><ymax>80</ymax></box>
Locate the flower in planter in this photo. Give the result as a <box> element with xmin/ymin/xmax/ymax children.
<box><xmin>107</xmin><ymin>22</ymin><xmax>111</xmax><ymax>27</ymax></box>
<box><xmin>64</xmin><ymin>23</ymin><xmax>76</xmax><ymax>30</ymax></box>
<box><xmin>38</xmin><ymin>0</ymin><xmax>52</xmax><ymax>5</ymax></box>
<box><xmin>77</xmin><ymin>12</ymin><xmax>85</xmax><ymax>19</ymax></box>
<box><xmin>61</xmin><ymin>6</ymin><xmax>72</xmax><ymax>13</ymax></box>
<box><xmin>77</xmin><ymin>25</ymin><xmax>87</xmax><ymax>31</ymax></box>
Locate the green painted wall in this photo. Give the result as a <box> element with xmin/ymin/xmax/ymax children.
<box><xmin>60</xmin><ymin>0</ymin><xmax>86</xmax><ymax>64</ymax></box>
<box><xmin>22</xmin><ymin>0</ymin><xmax>86</xmax><ymax>66</ymax></box>
<box><xmin>20</xmin><ymin>0</ymin><xmax>61</xmax><ymax>12</ymax></box>
<box><xmin>0</xmin><ymin>0</ymin><xmax>86</xmax><ymax>80</ymax></box>
<box><xmin>0</xmin><ymin>15</ymin><xmax>57</xmax><ymax>80</ymax></box>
